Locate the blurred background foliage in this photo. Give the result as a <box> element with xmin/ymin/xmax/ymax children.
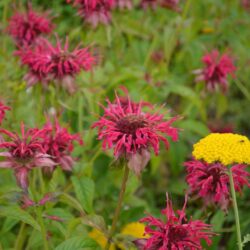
<box><xmin>0</xmin><ymin>0</ymin><xmax>250</xmax><ymax>249</ymax></box>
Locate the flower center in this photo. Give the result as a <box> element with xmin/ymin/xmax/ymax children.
<box><xmin>168</xmin><ymin>226</ymin><xmax>188</xmax><ymax>243</ymax></box>
<box><xmin>116</xmin><ymin>114</ymin><xmax>148</xmax><ymax>135</ymax></box>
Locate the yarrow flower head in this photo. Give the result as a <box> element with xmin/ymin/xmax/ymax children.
<box><xmin>184</xmin><ymin>160</ymin><xmax>250</xmax><ymax>210</ymax></box>
<box><xmin>136</xmin><ymin>194</ymin><xmax>214</xmax><ymax>249</ymax></box>
<box><xmin>192</xmin><ymin>133</ymin><xmax>250</xmax><ymax>166</ymax></box>
<box><xmin>42</xmin><ymin>118</ymin><xmax>83</xmax><ymax>172</ymax></box>
<box><xmin>92</xmin><ymin>91</ymin><xmax>179</xmax><ymax>176</ymax></box>
<box><xmin>0</xmin><ymin>101</ymin><xmax>10</xmax><ymax>125</ymax></box>
<box><xmin>194</xmin><ymin>50</ymin><xmax>236</xmax><ymax>92</ymax></box>
<box><xmin>16</xmin><ymin>37</ymin><xmax>95</xmax><ymax>93</ymax></box>
<box><xmin>68</xmin><ymin>0</ymin><xmax>114</xmax><ymax>27</ymax></box>
<box><xmin>0</xmin><ymin>123</ymin><xmax>56</xmax><ymax>190</ymax></box>
<box><xmin>7</xmin><ymin>5</ymin><xmax>53</xmax><ymax>46</ymax></box>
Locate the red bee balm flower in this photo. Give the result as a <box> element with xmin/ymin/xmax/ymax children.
<box><xmin>92</xmin><ymin>92</ymin><xmax>179</xmax><ymax>176</ymax></box>
<box><xmin>0</xmin><ymin>123</ymin><xmax>56</xmax><ymax>190</ymax></box>
<box><xmin>136</xmin><ymin>194</ymin><xmax>214</xmax><ymax>249</ymax></box>
<box><xmin>16</xmin><ymin>37</ymin><xmax>95</xmax><ymax>93</ymax></box>
<box><xmin>0</xmin><ymin>102</ymin><xmax>10</xmax><ymax>125</ymax></box>
<box><xmin>194</xmin><ymin>50</ymin><xmax>236</xmax><ymax>92</ymax></box>
<box><xmin>42</xmin><ymin>119</ymin><xmax>83</xmax><ymax>172</ymax></box>
<box><xmin>184</xmin><ymin>160</ymin><xmax>250</xmax><ymax>210</ymax></box>
<box><xmin>68</xmin><ymin>0</ymin><xmax>114</xmax><ymax>27</ymax></box>
<box><xmin>7</xmin><ymin>6</ymin><xmax>53</xmax><ymax>46</ymax></box>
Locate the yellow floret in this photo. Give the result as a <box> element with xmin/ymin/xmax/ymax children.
<box><xmin>88</xmin><ymin>229</ymin><xmax>115</xmax><ymax>250</ymax></box>
<box><xmin>121</xmin><ymin>222</ymin><xmax>147</xmax><ymax>238</ymax></box>
<box><xmin>192</xmin><ymin>133</ymin><xmax>250</xmax><ymax>165</ymax></box>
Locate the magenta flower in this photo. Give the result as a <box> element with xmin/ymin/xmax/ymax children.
<box><xmin>194</xmin><ymin>50</ymin><xmax>236</xmax><ymax>92</ymax></box>
<box><xmin>136</xmin><ymin>194</ymin><xmax>214</xmax><ymax>249</ymax></box>
<box><xmin>184</xmin><ymin>160</ymin><xmax>250</xmax><ymax>210</ymax></box>
<box><xmin>160</xmin><ymin>0</ymin><xmax>180</xmax><ymax>12</ymax></box>
<box><xmin>0</xmin><ymin>123</ymin><xmax>56</xmax><ymax>190</ymax></box>
<box><xmin>0</xmin><ymin>101</ymin><xmax>10</xmax><ymax>125</ymax></box>
<box><xmin>114</xmin><ymin>0</ymin><xmax>133</xmax><ymax>10</ymax></box>
<box><xmin>7</xmin><ymin>5</ymin><xmax>53</xmax><ymax>46</ymax></box>
<box><xmin>92</xmin><ymin>92</ymin><xmax>179</xmax><ymax>176</ymax></box>
<box><xmin>242</xmin><ymin>0</ymin><xmax>250</xmax><ymax>10</ymax></box>
<box><xmin>16</xmin><ymin>37</ymin><xmax>95</xmax><ymax>93</ymax></box>
<box><xmin>42</xmin><ymin>118</ymin><xmax>83</xmax><ymax>172</ymax></box>
<box><xmin>140</xmin><ymin>0</ymin><xmax>158</xmax><ymax>10</ymax></box>
<box><xmin>68</xmin><ymin>0</ymin><xmax>114</xmax><ymax>27</ymax></box>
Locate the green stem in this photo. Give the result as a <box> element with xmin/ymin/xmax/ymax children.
<box><xmin>36</xmin><ymin>207</ymin><xmax>49</xmax><ymax>250</ymax></box>
<box><xmin>104</xmin><ymin>165</ymin><xmax>130</xmax><ymax>250</ymax></box>
<box><xmin>229</xmin><ymin>168</ymin><xmax>243</xmax><ymax>250</ymax></box>
<box><xmin>14</xmin><ymin>222</ymin><xmax>26</xmax><ymax>250</ymax></box>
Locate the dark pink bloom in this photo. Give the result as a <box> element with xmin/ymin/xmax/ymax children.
<box><xmin>242</xmin><ymin>0</ymin><xmax>250</xmax><ymax>10</ymax></box>
<box><xmin>194</xmin><ymin>50</ymin><xmax>236</xmax><ymax>92</ymax></box>
<box><xmin>68</xmin><ymin>0</ymin><xmax>114</xmax><ymax>27</ymax></box>
<box><xmin>160</xmin><ymin>0</ymin><xmax>180</xmax><ymax>12</ymax></box>
<box><xmin>92</xmin><ymin>92</ymin><xmax>179</xmax><ymax>176</ymax></box>
<box><xmin>7</xmin><ymin>6</ymin><xmax>53</xmax><ymax>46</ymax></box>
<box><xmin>0</xmin><ymin>123</ymin><xmax>56</xmax><ymax>190</ymax></box>
<box><xmin>137</xmin><ymin>194</ymin><xmax>214</xmax><ymax>249</ymax></box>
<box><xmin>38</xmin><ymin>193</ymin><xmax>55</xmax><ymax>205</ymax></box>
<box><xmin>208</xmin><ymin>121</ymin><xmax>234</xmax><ymax>134</ymax></box>
<box><xmin>0</xmin><ymin>101</ymin><xmax>10</xmax><ymax>125</ymax></box>
<box><xmin>184</xmin><ymin>160</ymin><xmax>250</xmax><ymax>210</ymax></box>
<box><xmin>16</xmin><ymin>37</ymin><xmax>95</xmax><ymax>93</ymax></box>
<box><xmin>140</xmin><ymin>0</ymin><xmax>158</xmax><ymax>9</ymax></box>
<box><xmin>42</xmin><ymin>118</ymin><xmax>83</xmax><ymax>172</ymax></box>
<box><xmin>21</xmin><ymin>195</ymin><xmax>36</xmax><ymax>209</ymax></box>
<box><xmin>44</xmin><ymin>214</ymin><xmax>64</xmax><ymax>222</ymax></box>
<box><xmin>114</xmin><ymin>0</ymin><xmax>133</xmax><ymax>9</ymax></box>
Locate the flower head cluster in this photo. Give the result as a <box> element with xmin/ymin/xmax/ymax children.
<box><xmin>68</xmin><ymin>0</ymin><xmax>114</xmax><ymax>27</ymax></box>
<box><xmin>0</xmin><ymin>123</ymin><xmax>56</xmax><ymax>190</ymax></box>
<box><xmin>7</xmin><ymin>6</ymin><xmax>53</xmax><ymax>46</ymax></box>
<box><xmin>137</xmin><ymin>194</ymin><xmax>214</xmax><ymax>249</ymax></box>
<box><xmin>114</xmin><ymin>0</ymin><xmax>133</xmax><ymax>10</ymax></box>
<box><xmin>192</xmin><ymin>133</ymin><xmax>250</xmax><ymax>165</ymax></box>
<box><xmin>16</xmin><ymin>37</ymin><xmax>95</xmax><ymax>93</ymax></box>
<box><xmin>194</xmin><ymin>50</ymin><xmax>236</xmax><ymax>92</ymax></box>
<box><xmin>140</xmin><ymin>0</ymin><xmax>179</xmax><ymax>11</ymax></box>
<box><xmin>185</xmin><ymin>160</ymin><xmax>250</xmax><ymax>210</ymax></box>
<box><xmin>42</xmin><ymin>118</ymin><xmax>83</xmax><ymax>172</ymax></box>
<box><xmin>0</xmin><ymin>101</ymin><xmax>10</xmax><ymax>125</ymax></box>
<box><xmin>92</xmin><ymin>92</ymin><xmax>179</xmax><ymax>176</ymax></box>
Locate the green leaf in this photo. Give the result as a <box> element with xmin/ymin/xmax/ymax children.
<box><xmin>81</xmin><ymin>214</ymin><xmax>107</xmax><ymax>233</ymax></box>
<box><xmin>242</xmin><ymin>234</ymin><xmax>250</xmax><ymax>248</ymax></box>
<box><xmin>71</xmin><ymin>176</ymin><xmax>95</xmax><ymax>214</ymax></box>
<box><xmin>55</xmin><ymin>236</ymin><xmax>101</xmax><ymax>250</ymax></box>
<box><xmin>0</xmin><ymin>206</ymin><xmax>40</xmax><ymax>231</ymax></box>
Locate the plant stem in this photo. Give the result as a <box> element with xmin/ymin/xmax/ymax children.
<box><xmin>36</xmin><ymin>207</ymin><xmax>49</xmax><ymax>250</ymax></box>
<box><xmin>14</xmin><ymin>222</ymin><xmax>26</xmax><ymax>250</ymax></box>
<box><xmin>105</xmin><ymin>165</ymin><xmax>130</xmax><ymax>250</ymax></box>
<box><xmin>228</xmin><ymin>168</ymin><xmax>243</xmax><ymax>250</ymax></box>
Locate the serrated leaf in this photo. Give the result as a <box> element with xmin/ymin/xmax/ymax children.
<box><xmin>0</xmin><ymin>206</ymin><xmax>40</xmax><ymax>231</ymax></box>
<box><xmin>81</xmin><ymin>214</ymin><xmax>107</xmax><ymax>233</ymax></box>
<box><xmin>242</xmin><ymin>234</ymin><xmax>250</xmax><ymax>248</ymax></box>
<box><xmin>71</xmin><ymin>176</ymin><xmax>95</xmax><ymax>214</ymax></box>
<box><xmin>55</xmin><ymin>236</ymin><xmax>101</xmax><ymax>250</ymax></box>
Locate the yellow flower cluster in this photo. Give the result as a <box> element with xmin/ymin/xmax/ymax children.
<box><xmin>192</xmin><ymin>133</ymin><xmax>250</xmax><ymax>165</ymax></box>
<box><xmin>88</xmin><ymin>222</ymin><xmax>147</xmax><ymax>250</ymax></box>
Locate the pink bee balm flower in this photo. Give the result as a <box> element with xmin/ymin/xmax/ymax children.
<box><xmin>42</xmin><ymin>118</ymin><xmax>83</xmax><ymax>172</ymax></box>
<box><xmin>16</xmin><ymin>37</ymin><xmax>95</xmax><ymax>93</ymax></box>
<box><xmin>160</xmin><ymin>0</ymin><xmax>180</xmax><ymax>12</ymax></box>
<box><xmin>7</xmin><ymin>5</ymin><xmax>53</xmax><ymax>46</ymax></box>
<box><xmin>194</xmin><ymin>50</ymin><xmax>236</xmax><ymax>92</ymax></box>
<box><xmin>0</xmin><ymin>123</ymin><xmax>56</xmax><ymax>190</ymax></box>
<box><xmin>0</xmin><ymin>101</ymin><xmax>10</xmax><ymax>125</ymax></box>
<box><xmin>184</xmin><ymin>160</ymin><xmax>250</xmax><ymax>210</ymax></box>
<box><xmin>140</xmin><ymin>0</ymin><xmax>158</xmax><ymax>10</ymax></box>
<box><xmin>68</xmin><ymin>0</ymin><xmax>114</xmax><ymax>27</ymax></box>
<box><xmin>92</xmin><ymin>92</ymin><xmax>179</xmax><ymax>176</ymax></box>
<box><xmin>136</xmin><ymin>194</ymin><xmax>215</xmax><ymax>249</ymax></box>
<box><xmin>114</xmin><ymin>0</ymin><xmax>133</xmax><ymax>10</ymax></box>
